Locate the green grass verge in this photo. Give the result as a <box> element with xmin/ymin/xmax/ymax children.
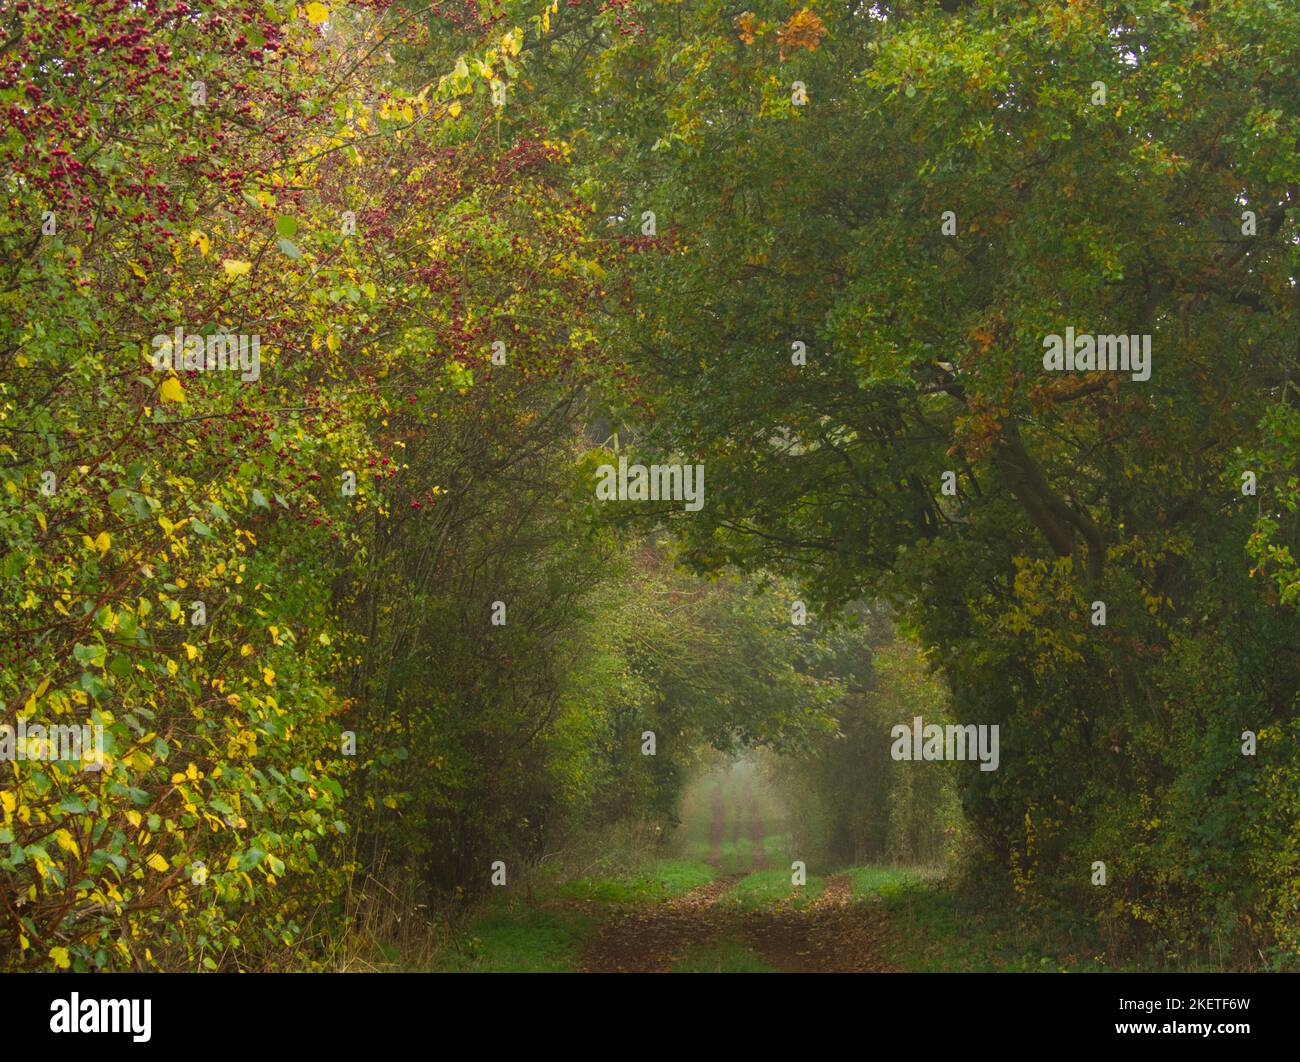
<box><xmin>553</xmin><ymin>858</ymin><xmax>716</xmax><ymax>904</ymax></box>
<box><xmin>434</xmin><ymin>907</ymin><xmax>596</xmax><ymax>972</ymax></box>
<box><xmin>843</xmin><ymin>865</ymin><xmax>932</xmax><ymax>901</ymax></box>
<box><xmin>877</xmin><ymin>878</ymin><xmax>1136</xmax><ymax>972</ymax></box>
<box><xmin>670</xmin><ymin>937</ymin><xmax>776</xmax><ymax>973</ymax></box>
<box><xmin>717</xmin><ymin>868</ymin><xmax>824</xmax><ymax>911</ymax></box>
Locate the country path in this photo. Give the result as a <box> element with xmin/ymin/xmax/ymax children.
<box><xmin>578</xmin><ymin>763</ymin><xmax>897</xmax><ymax>972</ymax></box>
<box><xmin>737</xmin><ymin>874</ymin><xmax>899</xmax><ymax>973</ymax></box>
<box><xmin>578</xmin><ymin>875</ymin><xmax>742</xmax><ymax>973</ymax></box>
<box><xmin>576</xmin><ymin>871</ymin><xmax>897</xmax><ymax>973</ymax></box>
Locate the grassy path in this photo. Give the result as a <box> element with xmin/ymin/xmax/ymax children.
<box><xmin>434</xmin><ymin>764</ymin><xmax>937</xmax><ymax>973</ymax></box>
<box><xmin>431</xmin><ymin>858</ymin><xmax>947</xmax><ymax>973</ymax></box>
<box><xmin>577</xmin><ymin>764</ymin><xmax>903</xmax><ymax>971</ymax></box>
<box><xmin>579</xmin><ymin>875</ymin><xmax>742</xmax><ymax>973</ymax></box>
<box><xmin>734</xmin><ymin>874</ymin><xmax>897</xmax><ymax>973</ymax></box>
<box><xmin>574</xmin><ymin>869</ymin><xmax>899</xmax><ymax>973</ymax></box>
<box><xmin>568</xmin><ymin>764</ymin><xmax>898</xmax><ymax>972</ymax></box>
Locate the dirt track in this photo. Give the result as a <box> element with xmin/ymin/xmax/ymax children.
<box><xmin>581</xmin><ymin>767</ymin><xmax>895</xmax><ymax>972</ymax></box>
<box><xmin>578</xmin><ymin>873</ymin><xmax>896</xmax><ymax>973</ymax></box>
<box><xmin>579</xmin><ymin>875</ymin><xmax>743</xmax><ymax>973</ymax></box>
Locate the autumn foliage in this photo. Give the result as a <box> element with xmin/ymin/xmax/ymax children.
<box><xmin>3</xmin><ymin>0</ymin><xmax>1299</xmax><ymax>973</ymax></box>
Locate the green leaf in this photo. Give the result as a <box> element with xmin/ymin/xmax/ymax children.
<box><xmin>74</xmin><ymin>642</ymin><xmax>106</xmax><ymax>667</ymax></box>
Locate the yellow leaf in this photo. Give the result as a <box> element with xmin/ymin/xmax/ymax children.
<box><xmin>304</xmin><ymin>2</ymin><xmax>328</xmax><ymax>23</ymax></box>
<box><xmin>222</xmin><ymin>258</ymin><xmax>252</xmax><ymax>277</ymax></box>
<box><xmin>183</xmin><ymin>643</ymin><xmax>199</xmax><ymax>661</ymax></box>
<box><xmin>36</xmin><ymin>512</ymin><xmax>46</xmax><ymax>533</ymax></box>
<box><xmin>54</xmin><ymin>829</ymin><xmax>79</xmax><ymax>858</ymax></box>
<box><xmin>159</xmin><ymin>377</ymin><xmax>185</xmax><ymax>403</ymax></box>
<box><xmin>0</xmin><ymin>791</ymin><xmax>15</xmax><ymax>815</ymax></box>
<box><xmin>146</xmin><ymin>853</ymin><xmax>169</xmax><ymax>872</ymax></box>
<box><xmin>262</xmin><ymin>667</ymin><xmax>275</xmax><ymax>686</ymax></box>
<box><xmin>190</xmin><ymin>230</ymin><xmax>210</xmax><ymax>256</ymax></box>
<box><xmin>49</xmin><ymin>947</ymin><xmax>71</xmax><ymax>969</ymax></box>
<box><xmin>448</xmin><ymin>101</ymin><xmax>462</xmax><ymax>118</ymax></box>
<box><xmin>93</xmin><ymin>531</ymin><xmax>110</xmax><ymax>555</ymax></box>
